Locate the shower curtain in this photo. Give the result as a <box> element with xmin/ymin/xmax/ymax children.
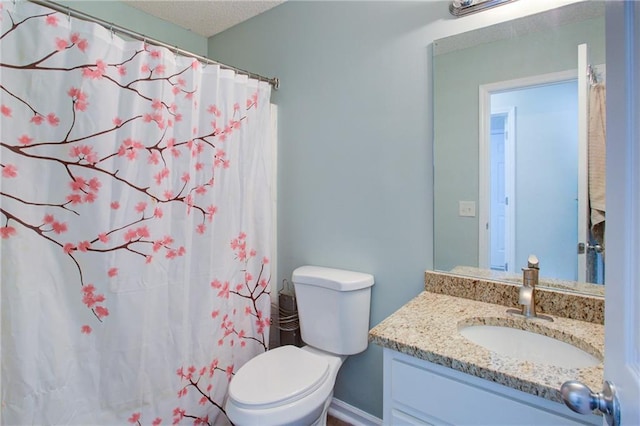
<box><xmin>1</xmin><ymin>2</ymin><xmax>273</xmax><ymax>424</ymax></box>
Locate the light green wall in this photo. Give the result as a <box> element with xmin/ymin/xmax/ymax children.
<box><xmin>208</xmin><ymin>1</ymin><xmax>441</xmax><ymax>417</ymax></box>
<box><xmin>55</xmin><ymin>1</ymin><xmax>207</xmax><ymax>56</ymax></box>
<box><xmin>433</xmin><ymin>14</ymin><xmax>605</xmax><ymax>274</ymax></box>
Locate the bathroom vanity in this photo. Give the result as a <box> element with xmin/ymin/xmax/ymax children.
<box><xmin>369</xmin><ymin>271</ymin><xmax>604</xmax><ymax>425</ymax></box>
<box><xmin>383</xmin><ymin>349</ymin><xmax>597</xmax><ymax>425</ymax></box>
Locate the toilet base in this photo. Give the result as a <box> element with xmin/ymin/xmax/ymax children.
<box><xmin>310</xmin><ymin>391</ymin><xmax>333</xmax><ymax>426</ymax></box>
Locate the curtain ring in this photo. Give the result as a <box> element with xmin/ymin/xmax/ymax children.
<box><xmin>67</xmin><ymin>6</ymin><xmax>71</xmax><ymax>22</ymax></box>
<box><xmin>109</xmin><ymin>24</ymin><xmax>114</xmax><ymax>39</ymax></box>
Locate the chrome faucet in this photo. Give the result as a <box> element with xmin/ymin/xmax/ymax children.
<box><xmin>519</xmin><ymin>254</ymin><xmax>539</xmax><ymax>318</ymax></box>
<box><xmin>507</xmin><ymin>255</ymin><xmax>552</xmax><ymax>321</ymax></box>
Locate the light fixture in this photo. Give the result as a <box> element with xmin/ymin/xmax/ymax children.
<box><xmin>450</xmin><ymin>0</ymin><xmax>517</xmax><ymax>17</ymax></box>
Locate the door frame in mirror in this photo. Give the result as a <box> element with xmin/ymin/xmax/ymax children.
<box><xmin>478</xmin><ymin>69</ymin><xmax>579</xmax><ymax>274</ymax></box>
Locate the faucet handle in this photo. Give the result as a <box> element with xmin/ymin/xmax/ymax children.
<box><xmin>527</xmin><ymin>254</ymin><xmax>539</xmax><ymax>269</ymax></box>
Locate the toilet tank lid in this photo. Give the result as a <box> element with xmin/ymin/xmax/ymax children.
<box><xmin>292</xmin><ymin>266</ymin><xmax>374</xmax><ymax>291</ymax></box>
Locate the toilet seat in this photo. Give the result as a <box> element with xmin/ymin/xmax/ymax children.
<box><xmin>228</xmin><ymin>345</ymin><xmax>330</xmax><ymax>409</ymax></box>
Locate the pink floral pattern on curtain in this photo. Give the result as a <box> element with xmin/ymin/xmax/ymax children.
<box><xmin>0</xmin><ymin>2</ymin><xmax>272</xmax><ymax>425</ymax></box>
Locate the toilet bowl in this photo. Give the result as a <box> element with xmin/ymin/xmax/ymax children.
<box><xmin>226</xmin><ymin>346</ymin><xmax>345</xmax><ymax>426</ymax></box>
<box><xmin>225</xmin><ymin>266</ymin><xmax>374</xmax><ymax>426</ymax></box>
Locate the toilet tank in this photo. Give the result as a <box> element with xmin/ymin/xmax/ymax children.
<box><xmin>292</xmin><ymin>266</ymin><xmax>374</xmax><ymax>355</ymax></box>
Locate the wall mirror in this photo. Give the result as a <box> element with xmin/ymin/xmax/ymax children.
<box><xmin>433</xmin><ymin>1</ymin><xmax>606</xmax><ymax>296</ymax></box>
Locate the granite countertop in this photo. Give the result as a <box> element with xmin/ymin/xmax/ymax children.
<box><xmin>449</xmin><ymin>265</ymin><xmax>605</xmax><ymax>297</ymax></box>
<box><xmin>369</xmin><ymin>290</ymin><xmax>604</xmax><ymax>404</ymax></box>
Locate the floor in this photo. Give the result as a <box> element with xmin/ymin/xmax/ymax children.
<box><xmin>327</xmin><ymin>415</ymin><xmax>353</xmax><ymax>426</ymax></box>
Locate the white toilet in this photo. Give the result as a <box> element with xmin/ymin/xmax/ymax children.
<box><xmin>225</xmin><ymin>265</ymin><xmax>375</xmax><ymax>426</ymax></box>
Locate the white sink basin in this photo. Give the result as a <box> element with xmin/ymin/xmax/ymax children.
<box><xmin>459</xmin><ymin>324</ymin><xmax>601</xmax><ymax>369</ymax></box>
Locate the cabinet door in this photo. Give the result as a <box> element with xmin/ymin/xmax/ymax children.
<box><xmin>383</xmin><ymin>348</ymin><xmax>599</xmax><ymax>426</ymax></box>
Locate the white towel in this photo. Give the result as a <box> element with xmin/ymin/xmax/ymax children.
<box><xmin>588</xmin><ymin>83</ymin><xmax>606</xmax><ymax>245</ymax></box>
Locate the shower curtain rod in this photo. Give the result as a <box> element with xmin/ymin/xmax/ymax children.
<box><xmin>25</xmin><ymin>0</ymin><xmax>280</xmax><ymax>90</ymax></box>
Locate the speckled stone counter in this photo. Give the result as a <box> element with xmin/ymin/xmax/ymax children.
<box><xmin>425</xmin><ymin>270</ymin><xmax>604</xmax><ymax>324</ymax></box>
<box><xmin>449</xmin><ymin>265</ymin><xmax>605</xmax><ymax>297</ymax></box>
<box><xmin>369</xmin><ymin>290</ymin><xmax>604</xmax><ymax>404</ymax></box>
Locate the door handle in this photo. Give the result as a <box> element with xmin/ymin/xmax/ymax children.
<box><xmin>578</xmin><ymin>242</ymin><xmax>604</xmax><ymax>254</ymax></box>
<box><xmin>560</xmin><ymin>380</ymin><xmax>620</xmax><ymax>426</ymax></box>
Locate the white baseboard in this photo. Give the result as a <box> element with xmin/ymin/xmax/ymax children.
<box><xmin>328</xmin><ymin>398</ymin><xmax>382</xmax><ymax>426</ymax></box>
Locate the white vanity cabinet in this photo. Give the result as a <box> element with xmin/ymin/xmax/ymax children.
<box><xmin>382</xmin><ymin>348</ymin><xmax>600</xmax><ymax>425</ymax></box>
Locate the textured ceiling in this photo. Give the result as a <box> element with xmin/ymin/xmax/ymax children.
<box><xmin>123</xmin><ymin>1</ymin><xmax>285</xmax><ymax>38</ymax></box>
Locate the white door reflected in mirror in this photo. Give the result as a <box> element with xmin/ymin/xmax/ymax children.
<box><xmin>481</xmin><ymin>78</ymin><xmax>580</xmax><ymax>279</ymax></box>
